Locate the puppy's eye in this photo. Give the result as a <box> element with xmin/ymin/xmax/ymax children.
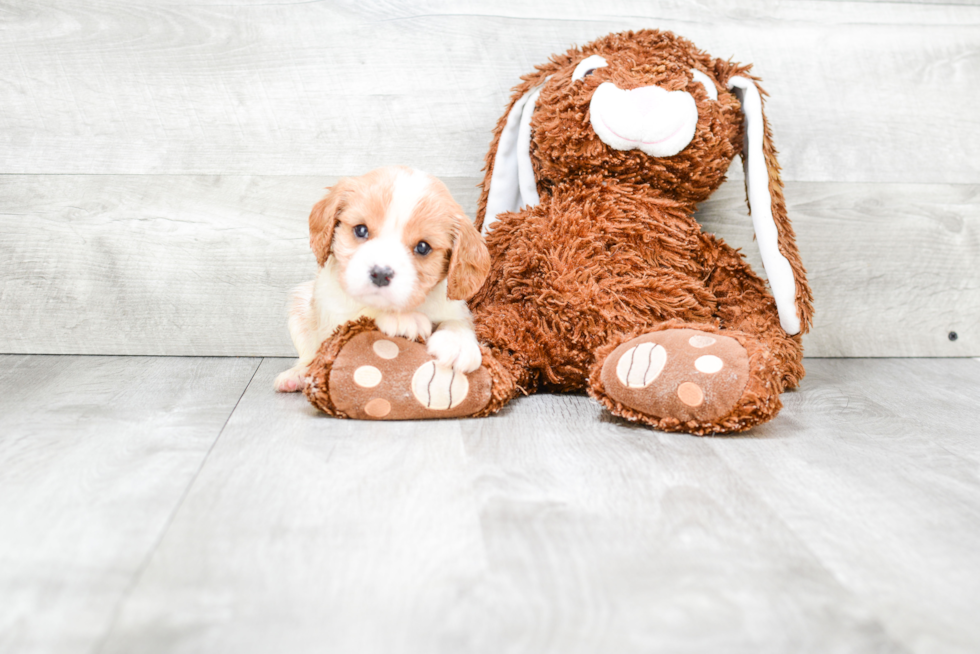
<box><xmin>414</xmin><ymin>241</ymin><xmax>432</xmax><ymax>256</ymax></box>
<box><xmin>353</xmin><ymin>224</ymin><xmax>369</xmax><ymax>238</ymax></box>
<box><xmin>583</xmin><ymin>69</ymin><xmax>596</xmax><ymax>78</ymax></box>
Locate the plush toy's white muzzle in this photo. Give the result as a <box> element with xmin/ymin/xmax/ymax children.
<box><xmin>589</xmin><ymin>83</ymin><xmax>698</xmax><ymax>157</ymax></box>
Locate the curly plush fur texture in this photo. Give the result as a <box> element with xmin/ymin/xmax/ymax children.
<box><xmin>465</xmin><ymin>29</ymin><xmax>813</xmax><ymax>433</ymax></box>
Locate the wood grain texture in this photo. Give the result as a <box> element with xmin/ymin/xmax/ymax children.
<box><xmin>0</xmin><ymin>174</ymin><xmax>324</xmax><ymax>356</ymax></box>
<box><xmin>0</xmin><ymin>354</ymin><xmax>259</xmax><ymax>654</ymax></box>
<box><xmin>708</xmin><ymin>358</ymin><xmax>980</xmax><ymax>653</ymax></box>
<box><xmin>1</xmin><ymin>0</ymin><xmax>978</xmax><ymax>183</ymax></box>
<box><xmin>77</xmin><ymin>355</ymin><xmax>980</xmax><ymax>654</ymax></box>
<box><xmin>696</xmin><ymin>181</ymin><xmax>980</xmax><ymax>357</ymax></box>
<box><xmin>98</xmin><ymin>358</ymin><xmax>488</xmax><ymax>654</ymax></box>
<box><xmin>451</xmin><ymin>393</ymin><xmax>899</xmax><ymax>654</ymax></box>
<box><xmin>1</xmin><ymin>174</ymin><xmax>976</xmax><ymax>357</ymax></box>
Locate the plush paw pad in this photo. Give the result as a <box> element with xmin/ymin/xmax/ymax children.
<box><xmin>327</xmin><ymin>331</ymin><xmax>492</xmax><ymax>420</ymax></box>
<box><xmin>411</xmin><ymin>361</ymin><xmax>469</xmax><ymax>409</ymax></box>
<box><xmin>601</xmin><ymin>329</ymin><xmax>750</xmax><ymax>422</ymax></box>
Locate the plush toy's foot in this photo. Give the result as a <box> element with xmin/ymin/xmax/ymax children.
<box><xmin>592</xmin><ymin>327</ymin><xmax>778</xmax><ymax>435</ymax></box>
<box><xmin>307</xmin><ymin>329</ymin><xmax>493</xmax><ymax>420</ymax></box>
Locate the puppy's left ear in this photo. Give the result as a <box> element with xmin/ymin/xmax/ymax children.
<box><xmin>447</xmin><ymin>212</ymin><xmax>491</xmax><ymax>301</ymax></box>
<box><xmin>309</xmin><ymin>178</ymin><xmax>352</xmax><ymax>267</ymax></box>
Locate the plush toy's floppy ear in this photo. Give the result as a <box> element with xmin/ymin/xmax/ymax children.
<box><xmin>309</xmin><ymin>178</ymin><xmax>352</xmax><ymax>267</ymax></box>
<box><xmin>477</xmin><ymin>81</ymin><xmax>547</xmax><ymax>235</ymax></box>
<box><xmin>727</xmin><ymin>76</ymin><xmax>814</xmax><ymax>335</ymax></box>
<box><xmin>447</xmin><ymin>210</ymin><xmax>491</xmax><ymax>300</ymax></box>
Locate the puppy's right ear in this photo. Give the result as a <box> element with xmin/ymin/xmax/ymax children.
<box><xmin>447</xmin><ymin>212</ymin><xmax>491</xmax><ymax>301</ymax></box>
<box><xmin>309</xmin><ymin>179</ymin><xmax>351</xmax><ymax>266</ymax></box>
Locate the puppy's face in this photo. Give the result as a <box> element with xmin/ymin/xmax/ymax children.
<box><xmin>309</xmin><ymin>167</ymin><xmax>490</xmax><ymax>310</ymax></box>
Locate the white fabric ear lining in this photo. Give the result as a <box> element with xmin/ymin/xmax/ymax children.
<box><xmin>690</xmin><ymin>68</ymin><xmax>718</xmax><ymax>101</ymax></box>
<box><xmin>572</xmin><ymin>55</ymin><xmax>608</xmax><ymax>82</ymax></box>
<box><xmin>727</xmin><ymin>76</ymin><xmax>801</xmax><ymax>335</ymax></box>
<box><xmin>516</xmin><ymin>87</ymin><xmax>543</xmax><ymax>210</ymax></box>
<box><xmin>483</xmin><ymin>83</ymin><xmax>545</xmax><ymax>235</ymax></box>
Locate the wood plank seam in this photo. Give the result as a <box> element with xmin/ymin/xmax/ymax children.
<box><xmin>88</xmin><ymin>357</ymin><xmax>263</xmax><ymax>654</ymax></box>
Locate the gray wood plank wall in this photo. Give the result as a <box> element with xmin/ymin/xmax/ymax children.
<box><xmin>1</xmin><ymin>1</ymin><xmax>977</xmax><ymax>357</ymax></box>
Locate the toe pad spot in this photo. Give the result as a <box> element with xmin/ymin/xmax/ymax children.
<box><xmin>411</xmin><ymin>361</ymin><xmax>469</xmax><ymax>410</ymax></box>
<box><xmin>677</xmin><ymin>382</ymin><xmax>705</xmax><ymax>407</ymax></box>
<box><xmin>373</xmin><ymin>339</ymin><xmax>400</xmax><ymax>359</ymax></box>
<box><xmin>364</xmin><ymin>398</ymin><xmax>391</xmax><ymax>417</ymax></box>
<box><xmin>353</xmin><ymin>365</ymin><xmax>382</xmax><ymax>388</ymax></box>
<box><xmin>695</xmin><ymin>355</ymin><xmax>724</xmax><ymax>374</ymax></box>
<box><xmin>616</xmin><ymin>343</ymin><xmax>667</xmax><ymax>388</ymax></box>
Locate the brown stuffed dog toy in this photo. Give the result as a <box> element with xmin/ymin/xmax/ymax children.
<box><xmin>305</xmin><ymin>29</ymin><xmax>813</xmax><ymax>435</ymax></box>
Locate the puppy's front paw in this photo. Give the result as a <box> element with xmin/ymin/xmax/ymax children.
<box><xmin>375</xmin><ymin>311</ymin><xmax>433</xmax><ymax>341</ymax></box>
<box><xmin>274</xmin><ymin>365</ymin><xmax>309</xmax><ymax>393</ymax></box>
<box><xmin>427</xmin><ymin>328</ymin><xmax>482</xmax><ymax>373</ymax></box>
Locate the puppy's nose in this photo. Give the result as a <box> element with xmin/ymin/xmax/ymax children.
<box><xmin>369</xmin><ymin>265</ymin><xmax>395</xmax><ymax>287</ymax></box>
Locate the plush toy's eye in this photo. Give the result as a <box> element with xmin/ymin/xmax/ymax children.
<box><xmin>353</xmin><ymin>224</ymin><xmax>369</xmax><ymax>238</ymax></box>
<box><xmin>572</xmin><ymin>55</ymin><xmax>608</xmax><ymax>82</ymax></box>
<box><xmin>690</xmin><ymin>68</ymin><xmax>718</xmax><ymax>101</ymax></box>
<box><xmin>414</xmin><ymin>241</ymin><xmax>432</xmax><ymax>256</ymax></box>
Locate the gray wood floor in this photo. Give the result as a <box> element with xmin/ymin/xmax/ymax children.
<box><xmin>1</xmin><ymin>355</ymin><xmax>978</xmax><ymax>654</ymax></box>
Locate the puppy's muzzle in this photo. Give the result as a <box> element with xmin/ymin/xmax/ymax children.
<box><xmin>369</xmin><ymin>265</ymin><xmax>395</xmax><ymax>287</ymax></box>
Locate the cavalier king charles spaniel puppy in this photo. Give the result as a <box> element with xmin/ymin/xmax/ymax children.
<box><xmin>275</xmin><ymin>166</ymin><xmax>490</xmax><ymax>393</ymax></box>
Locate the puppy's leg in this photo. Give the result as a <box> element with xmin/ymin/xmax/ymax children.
<box><xmin>426</xmin><ymin>320</ymin><xmax>482</xmax><ymax>373</ymax></box>
<box><xmin>274</xmin><ymin>367</ymin><xmax>308</xmax><ymax>393</ymax></box>
<box><xmin>274</xmin><ymin>280</ymin><xmax>319</xmax><ymax>392</ymax></box>
<box><xmin>374</xmin><ymin>311</ymin><xmax>433</xmax><ymax>341</ymax></box>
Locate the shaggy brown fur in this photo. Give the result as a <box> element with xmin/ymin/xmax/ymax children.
<box><xmin>466</xmin><ymin>29</ymin><xmax>812</xmax><ymax>433</ymax></box>
<box><xmin>305</xmin><ymin>29</ymin><xmax>812</xmax><ymax>434</ymax></box>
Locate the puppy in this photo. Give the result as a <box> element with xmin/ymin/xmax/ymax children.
<box><xmin>275</xmin><ymin>166</ymin><xmax>490</xmax><ymax>393</ymax></box>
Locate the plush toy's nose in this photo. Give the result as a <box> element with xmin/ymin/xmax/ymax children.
<box><xmin>589</xmin><ymin>82</ymin><xmax>698</xmax><ymax>158</ymax></box>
